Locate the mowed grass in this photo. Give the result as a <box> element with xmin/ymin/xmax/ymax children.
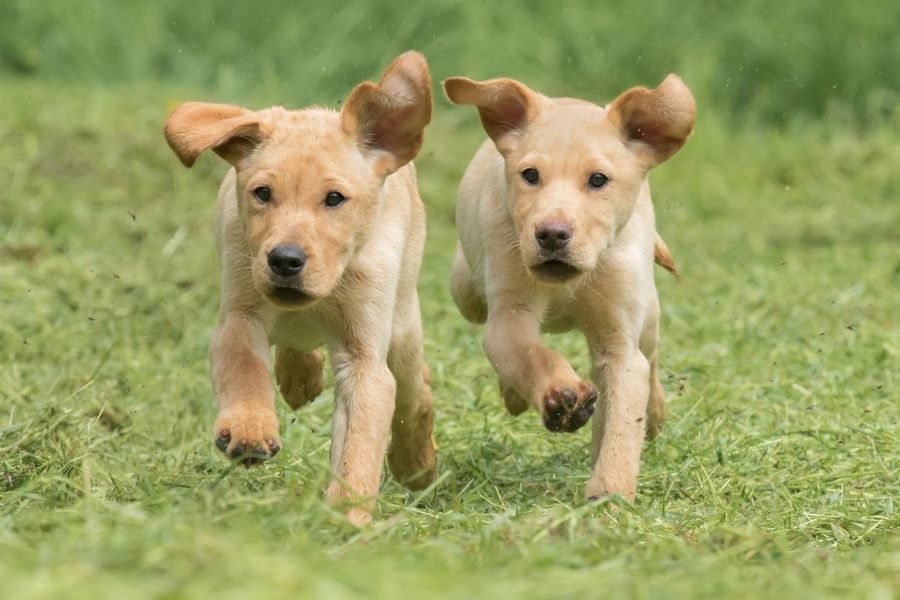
<box><xmin>2</xmin><ymin>1</ymin><xmax>900</xmax><ymax>592</ymax></box>
<box><xmin>0</xmin><ymin>74</ymin><xmax>897</xmax><ymax>598</ymax></box>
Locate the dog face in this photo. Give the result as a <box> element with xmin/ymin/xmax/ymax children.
<box><xmin>445</xmin><ymin>75</ymin><xmax>694</xmax><ymax>284</ymax></box>
<box><xmin>165</xmin><ymin>52</ymin><xmax>432</xmax><ymax>308</ymax></box>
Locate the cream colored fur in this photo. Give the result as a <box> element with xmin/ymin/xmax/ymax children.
<box><xmin>444</xmin><ymin>73</ymin><xmax>695</xmax><ymax>501</ymax></box>
<box><xmin>164</xmin><ymin>52</ymin><xmax>437</xmax><ymax>526</ymax></box>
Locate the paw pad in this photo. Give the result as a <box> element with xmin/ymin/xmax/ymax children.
<box><xmin>214</xmin><ymin>427</ymin><xmax>280</xmax><ymax>466</ymax></box>
<box><xmin>542</xmin><ymin>382</ymin><xmax>597</xmax><ymax>432</ymax></box>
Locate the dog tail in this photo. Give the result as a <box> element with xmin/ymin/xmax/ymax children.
<box><xmin>654</xmin><ymin>233</ymin><xmax>679</xmax><ymax>278</ymax></box>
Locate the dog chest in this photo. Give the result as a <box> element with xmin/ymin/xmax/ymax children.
<box><xmin>268</xmin><ymin>311</ymin><xmax>327</xmax><ymax>352</ymax></box>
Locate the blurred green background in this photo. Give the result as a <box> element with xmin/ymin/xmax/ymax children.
<box><xmin>1</xmin><ymin>2</ymin><xmax>898</xmax><ymax>599</ymax></box>
<box><xmin>3</xmin><ymin>0</ymin><xmax>898</xmax><ymax>124</ymax></box>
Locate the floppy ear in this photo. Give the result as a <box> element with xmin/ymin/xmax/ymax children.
<box><xmin>164</xmin><ymin>102</ymin><xmax>265</xmax><ymax>167</ymax></box>
<box><xmin>341</xmin><ymin>51</ymin><xmax>433</xmax><ymax>174</ymax></box>
<box><xmin>443</xmin><ymin>76</ymin><xmax>540</xmax><ymax>151</ymax></box>
<box><xmin>607</xmin><ymin>74</ymin><xmax>696</xmax><ymax>167</ymax></box>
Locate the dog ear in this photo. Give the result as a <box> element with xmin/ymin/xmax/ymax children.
<box><xmin>607</xmin><ymin>74</ymin><xmax>695</xmax><ymax>167</ymax></box>
<box><xmin>164</xmin><ymin>102</ymin><xmax>265</xmax><ymax>167</ymax></box>
<box><xmin>443</xmin><ymin>77</ymin><xmax>540</xmax><ymax>150</ymax></box>
<box><xmin>341</xmin><ymin>51</ymin><xmax>433</xmax><ymax>174</ymax></box>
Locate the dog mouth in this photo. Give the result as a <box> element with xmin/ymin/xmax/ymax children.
<box><xmin>530</xmin><ymin>259</ymin><xmax>583</xmax><ymax>282</ymax></box>
<box><xmin>268</xmin><ymin>286</ymin><xmax>317</xmax><ymax>308</ymax></box>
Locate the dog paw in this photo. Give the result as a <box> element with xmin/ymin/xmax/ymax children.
<box><xmin>501</xmin><ymin>382</ymin><xmax>529</xmax><ymax>416</ymax></box>
<box><xmin>213</xmin><ymin>408</ymin><xmax>281</xmax><ymax>465</ymax></box>
<box><xmin>325</xmin><ymin>481</ymin><xmax>374</xmax><ymax>527</ymax></box>
<box><xmin>585</xmin><ymin>479</ymin><xmax>636</xmax><ymax>504</ymax></box>
<box><xmin>644</xmin><ymin>417</ymin><xmax>664</xmax><ymax>441</ymax></box>
<box><xmin>388</xmin><ymin>436</ymin><xmax>437</xmax><ymax>491</ymax></box>
<box><xmin>275</xmin><ymin>347</ymin><xmax>325</xmax><ymax>410</ymax></box>
<box><xmin>645</xmin><ymin>401</ymin><xmax>666</xmax><ymax>442</ymax></box>
<box><xmin>542</xmin><ymin>381</ymin><xmax>597</xmax><ymax>432</ymax></box>
<box><xmin>344</xmin><ymin>507</ymin><xmax>372</xmax><ymax>528</ymax></box>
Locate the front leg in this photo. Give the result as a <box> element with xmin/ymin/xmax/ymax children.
<box><xmin>275</xmin><ymin>345</ymin><xmax>325</xmax><ymax>410</ymax></box>
<box><xmin>325</xmin><ymin>346</ymin><xmax>396</xmax><ymax>527</ymax></box>
<box><xmin>484</xmin><ymin>309</ymin><xmax>597</xmax><ymax>432</ymax></box>
<box><xmin>209</xmin><ymin>312</ymin><xmax>280</xmax><ymax>463</ymax></box>
<box><xmin>586</xmin><ymin>346</ymin><xmax>650</xmax><ymax>502</ymax></box>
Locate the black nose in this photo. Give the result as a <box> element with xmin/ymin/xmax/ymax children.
<box><xmin>267</xmin><ymin>245</ymin><xmax>307</xmax><ymax>278</ymax></box>
<box><xmin>535</xmin><ymin>221</ymin><xmax>572</xmax><ymax>252</ymax></box>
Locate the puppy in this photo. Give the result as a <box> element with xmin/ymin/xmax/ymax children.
<box><xmin>444</xmin><ymin>74</ymin><xmax>694</xmax><ymax>501</ymax></box>
<box><xmin>164</xmin><ymin>52</ymin><xmax>437</xmax><ymax>525</ymax></box>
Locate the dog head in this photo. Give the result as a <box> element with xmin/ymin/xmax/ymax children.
<box><xmin>444</xmin><ymin>74</ymin><xmax>694</xmax><ymax>284</ymax></box>
<box><xmin>164</xmin><ymin>51</ymin><xmax>432</xmax><ymax>309</ymax></box>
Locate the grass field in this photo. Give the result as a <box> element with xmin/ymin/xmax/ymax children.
<box><xmin>1</xmin><ymin>3</ymin><xmax>899</xmax><ymax>599</ymax></box>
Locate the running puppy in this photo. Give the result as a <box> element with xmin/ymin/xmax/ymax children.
<box><xmin>444</xmin><ymin>74</ymin><xmax>694</xmax><ymax>501</ymax></box>
<box><xmin>164</xmin><ymin>52</ymin><xmax>436</xmax><ymax>525</ymax></box>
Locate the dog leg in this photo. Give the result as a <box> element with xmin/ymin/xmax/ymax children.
<box><xmin>386</xmin><ymin>303</ymin><xmax>436</xmax><ymax>490</ymax></box>
<box><xmin>274</xmin><ymin>345</ymin><xmax>325</xmax><ymax>410</ymax></box>
<box><xmin>449</xmin><ymin>245</ymin><xmax>487</xmax><ymax>324</ymax></box>
<box><xmin>484</xmin><ymin>310</ymin><xmax>597</xmax><ymax>432</ymax></box>
<box><xmin>586</xmin><ymin>347</ymin><xmax>650</xmax><ymax>502</ymax></box>
<box><xmin>638</xmin><ymin>304</ymin><xmax>666</xmax><ymax>440</ymax></box>
<box><xmin>209</xmin><ymin>312</ymin><xmax>281</xmax><ymax>463</ymax></box>
<box><xmin>453</xmin><ymin>246</ymin><xmax>530</xmax><ymax>417</ymax></box>
<box><xmin>645</xmin><ymin>356</ymin><xmax>666</xmax><ymax>440</ymax></box>
<box><xmin>325</xmin><ymin>346</ymin><xmax>396</xmax><ymax>527</ymax></box>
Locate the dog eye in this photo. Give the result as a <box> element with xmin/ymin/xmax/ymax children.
<box><xmin>324</xmin><ymin>191</ymin><xmax>346</xmax><ymax>208</ymax></box>
<box><xmin>521</xmin><ymin>168</ymin><xmax>540</xmax><ymax>185</ymax></box>
<box><xmin>588</xmin><ymin>172</ymin><xmax>609</xmax><ymax>189</ymax></box>
<box><xmin>253</xmin><ymin>186</ymin><xmax>272</xmax><ymax>203</ymax></box>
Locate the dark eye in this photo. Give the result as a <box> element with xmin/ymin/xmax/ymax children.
<box><xmin>588</xmin><ymin>172</ymin><xmax>609</xmax><ymax>189</ymax></box>
<box><xmin>324</xmin><ymin>191</ymin><xmax>346</xmax><ymax>208</ymax></box>
<box><xmin>521</xmin><ymin>168</ymin><xmax>540</xmax><ymax>185</ymax></box>
<box><xmin>253</xmin><ymin>186</ymin><xmax>272</xmax><ymax>203</ymax></box>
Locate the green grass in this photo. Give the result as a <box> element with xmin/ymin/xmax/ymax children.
<box><xmin>1</xmin><ymin>3</ymin><xmax>899</xmax><ymax>598</ymax></box>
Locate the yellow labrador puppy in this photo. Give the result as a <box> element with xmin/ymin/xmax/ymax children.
<box><xmin>164</xmin><ymin>52</ymin><xmax>436</xmax><ymax>525</ymax></box>
<box><xmin>444</xmin><ymin>74</ymin><xmax>694</xmax><ymax>501</ymax></box>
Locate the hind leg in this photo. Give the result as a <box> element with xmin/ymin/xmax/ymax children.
<box><xmin>638</xmin><ymin>299</ymin><xmax>666</xmax><ymax>441</ymax></box>
<box><xmin>646</xmin><ymin>357</ymin><xmax>666</xmax><ymax>441</ymax></box>
<box><xmin>275</xmin><ymin>345</ymin><xmax>325</xmax><ymax>410</ymax></box>
<box><xmin>451</xmin><ymin>246</ymin><xmax>527</xmax><ymax>416</ymax></box>
<box><xmin>450</xmin><ymin>245</ymin><xmax>487</xmax><ymax>324</ymax></box>
<box><xmin>387</xmin><ymin>294</ymin><xmax>437</xmax><ymax>490</ymax></box>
